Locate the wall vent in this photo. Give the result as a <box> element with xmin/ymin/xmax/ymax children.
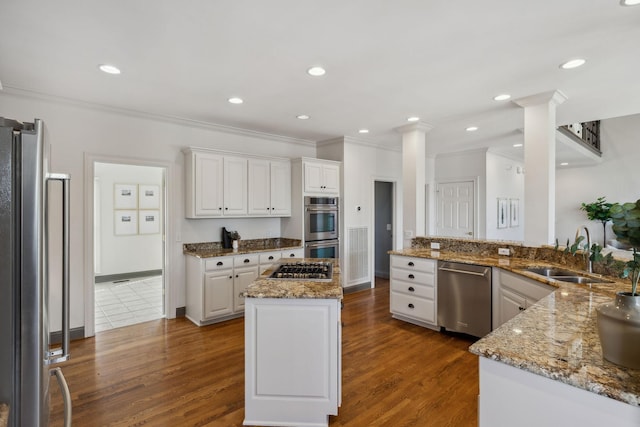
<box><xmin>347</xmin><ymin>226</ymin><xmax>369</xmax><ymax>285</ymax></box>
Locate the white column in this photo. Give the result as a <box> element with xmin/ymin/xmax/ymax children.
<box><xmin>394</xmin><ymin>122</ymin><xmax>433</xmax><ymax>247</ymax></box>
<box><xmin>514</xmin><ymin>90</ymin><xmax>567</xmax><ymax>246</ymax></box>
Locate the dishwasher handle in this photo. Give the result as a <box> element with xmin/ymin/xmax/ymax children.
<box><xmin>438</xmin><ymin>266</ymin><xmax>489</xmax><ymax>277</ymax></box>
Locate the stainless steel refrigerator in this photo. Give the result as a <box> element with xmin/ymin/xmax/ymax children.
<box><xmin>0</xmin><ymin>117</ymin><xmax>72</xmax><ymax>426</ymax></box>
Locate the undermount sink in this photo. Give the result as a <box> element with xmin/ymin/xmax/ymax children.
<box><xmin>523</xmin><ymin>267</ymin><xmax>613</xmax><ymax>284</ymax></box>
<box><xmin>524</xmin><ymin>267</ymin><xmax>576</xmax><ymax>277</ymax></box>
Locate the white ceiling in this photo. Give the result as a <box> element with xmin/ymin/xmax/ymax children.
<box><xmin>1</xmin><ymin>0</ymin><xmax>639</xmax><ymax>159</ymax></box>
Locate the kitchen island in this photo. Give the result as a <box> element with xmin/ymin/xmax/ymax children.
<box><xmin>242</xmin><ymin>258</ymin><xmax>342</xmax><ymax>427</ymax></box>
<box><xmin>391</xmin><ymin>237</ymin><xmax>640</xmax><ymax>426</ymax></box>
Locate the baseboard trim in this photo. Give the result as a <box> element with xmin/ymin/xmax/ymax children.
<box><xmin>50</xmin><ymin>327</ymin><xmax>85</xmax><ymax>344</ymax></box>
<box><xmin>344</xmin><ymin>282</ymin><xmax>372</xmax><ymax>294</ymax></box>
<box><xmin>95</xmin><ymin>269</ymin><xmax>163</xmax><ymax>284</ymax></box>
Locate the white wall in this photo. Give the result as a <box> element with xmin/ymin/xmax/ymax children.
<box><xmin>434</xmin><ymin>149</ymin><xmax>487</xmax><ymax>238</ymax></box>
<box><xmin>94</xmin><ymin>162</ymin><xmax>163</xmax><ymax>276</ymax></box>
<box><xmin>556</xmin><ymin>113</ymin><xmax>640</xmax><ymax>247</ymax></box>
<box><xmin>485</xmin><ymin>152</ymin><xmax>525</xmax><ymax>241</ymax></box>
<box><xmin>0</xmin><ymin>91</ymin><xmax>315</xmax><ymax>331</ymax></box>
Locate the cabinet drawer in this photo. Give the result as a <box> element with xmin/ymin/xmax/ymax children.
<box><xmin>390</xmin><ymin>292</ymin><xmax>435</xmax><ymax>323</ymax></box>
<box><xmin>391</xmin><ymin>280</ymin><xmax>434</xmax><ymax>299</ymax></box>
<box><xmin>391</xmin><ymin>268</ymin><xmax>435</xmax><ymax>286</ymax></box>
<box><xmin>204</xmin><ymin>256</ymin><xmax>234</xmax><ymax>271</ymax></box>
<box><xmin>259</xmin><ymin>251</ymin><xmax>282</xmax><ymax>264</ymax></box>
<box><xmin>282</xmin><ymin>248</ymin><xmax>304</xmax><ymax>259</ymax></box>
<box><xmin>390</xmin><ymin>256</ymin><xmax>435</xmax><ymax>273</ymax></box>
<box><xmin>234</xmin><ymin>254</ymin><xmax>259</xmax><ymax>267</ymax></box>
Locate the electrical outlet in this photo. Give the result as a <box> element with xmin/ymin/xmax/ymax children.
<box><xmin>430</xmin><ymin>242</ymin><xmax>440</xmax><ymax>250</ymax></box>
<box><xmin>498</xmin><ymin>247</ymin><xmax>510</xmax><ymax>256</ymax></box>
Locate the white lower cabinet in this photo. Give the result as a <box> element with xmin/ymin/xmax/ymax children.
<box><xmin>389</xmin><ymin>255</ymin><xmax>437</xmax><ymax>329</ymax></box>
<box><xmin>493</xmin><ymin>269</ymin><xmax>555</xmax><ymax>329</ymax></box>
<box><xmin>244</xmin><ymin>297</ymin><xmax>341</xmax><ymax>427</ymax></box>
<box><xmin>186</xmin><ymin>249</ymin><xmax>304</xmax><ymax>326</ymax></box>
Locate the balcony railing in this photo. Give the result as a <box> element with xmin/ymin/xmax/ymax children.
<box><xmin>559</xmin><ymin>120</ymin><xmax>601</xmax><ymax>155</ymax></box>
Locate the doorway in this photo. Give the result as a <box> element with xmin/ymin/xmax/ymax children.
<box><xmin>85</xmin><ymin>157</ymin><xmax>169</xmax><ymax>336</ymax></box>
<box><xmin>374</xmin><ymin>181</ymin><xmax>394</xmax><ymax>280</ymax></box>
<box><xmin>436</xmin><ymin>180</ymin><xmax>475</xmax><ymax>238</ymax></box>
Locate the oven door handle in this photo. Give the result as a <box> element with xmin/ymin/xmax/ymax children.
<box><xmin>305</xmin><ymin>240</ymin><xmax>337</xmax><ymax>248</ymax></box>
<box><xmin>305</xmin><ymin>207</ymin><xmax>337</xmax><ymax>212</ymax></box>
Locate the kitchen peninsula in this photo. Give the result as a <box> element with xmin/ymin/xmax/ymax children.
<box><xmin>390</xmin><ymin>237</ymin><xmax>640</xmax><ymax>426</ymax></box>
<box><xmin>242</xmin><ymin>258</ymin><xmax>342</xmax><ymax>427</ymax></box>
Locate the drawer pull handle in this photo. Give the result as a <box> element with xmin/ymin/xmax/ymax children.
<box><xmin>408</xmin><ymin>274</ymin><xmax>415</xmax><ymax>279</ymax></box>
<box><xmin>290</xmin><ymin>253</ymin><xmax>295</xmax><ymax>257</ymax></box>
<box><xmin>244</xmin><ymin>259</ymin><xmax>250</xmax><ymax>263</ymax></box>
<box><xmin>408</xmin><ymin>261</ymin><xmax>414</xmax><ymax>266</ymax></box>
<box><xmin>408</xmin><ymin>303</ymin><xmax>415</xmax><ymax>309</ymax></box>
<box><xmin>268</xmin><ymin>256</ymin><xmax>274</xmax><ymax>260</ymax></box>
<box><xmin>216</xmin><ymin>261</ymin><xmax>223</xmax><ymax>266</ymax></box>
<box><xmin>408</xmin><ymin>286</ymin><xmax>415</xmax><ymax>292</ymax></box>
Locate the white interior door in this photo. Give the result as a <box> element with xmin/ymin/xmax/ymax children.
<box><xmin>436</xmin><ymin>181</ymin><xmax>474</xmax><ymax>238</ymax></box>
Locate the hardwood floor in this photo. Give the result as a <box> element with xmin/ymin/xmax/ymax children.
<box><xmin>50</xmin><ymin>278</ymin><xmax>479</xmax><ymax>426</ymax></box>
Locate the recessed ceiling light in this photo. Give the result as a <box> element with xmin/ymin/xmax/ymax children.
<box><xmin>513</xmin><ymin>143</ymin><xmax>523</xmax><ymax>148</ymax></box>
<box><xmin>407</xmin><ymin>116</ymin><xmax>420</xmax><ymax>122</ymax></box>
<box><xmin>621</xmin><ymin>0</ymin><xmax>640</xmax><ymax>6</ymax></box>
<box><xmin>307</xmin><ymin>66</ymin><xmax>326</xmax><ymax>77</ymax></box>
<box><xmin>560</xmin><ymin>162</ymin><xmax>569</xmax><ymax>166</ymax></box>
<box><xmin>560</xmin><ymin>58</ymin><xmax>586</xmax><ymax>69</ymax></box>
<box><xmin>99</xmin><ymin>64</ymin><xmax>121</xmax><ymax>74</ymax></box>
<box><xmin>466</xmin><ymin>126</ymin><xmax>478</xmax><ymax>132</ymax></box>
<box><xmin>228</xmin><ymin>97</ymin><xmax>243</xmax><ymax>104</ymax></box>
<box><xmin>358</xmin><ymin>129</ymin><xmax>369</xmax><ymax>134</ymax></box>
<box><xmin>296</xmin><ymin>114</ymin><xmax>310</xmax><ymax>120</ymax></box>
<box><xmin>493</xmin><ymin>94</ymin><xmax>511</xmax><ymax>101</ymax></box>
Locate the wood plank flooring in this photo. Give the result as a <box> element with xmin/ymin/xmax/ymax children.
<box><xmin>50</xmin><ymin>278</ymin><xmax>479</xmax><ymax>426</ymax></box>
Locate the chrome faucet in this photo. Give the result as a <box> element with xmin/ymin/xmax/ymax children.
<box><xmin>575</xmin><ymin>226</ymin><xmax>592</xmax><ymax>273</ymax></box>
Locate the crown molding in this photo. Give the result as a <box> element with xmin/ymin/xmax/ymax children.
<box><xmin>393</xmin><ymin>121</ymin><xmax>434</xmax><ymax>134</ymax></box>
<box><xmin>0</xmin><ymin>86</ymin><xmax>316</xmax><ymax>147</ymax></box>
<box><xmin>316</xmin><ymin>135</ymin><xmax>402</xmax><ymax>152</ymax></box>
<box><xmin>513</xmin><ymin>90</ymin><xmax>568</xmax><ymax>108</ymax></box>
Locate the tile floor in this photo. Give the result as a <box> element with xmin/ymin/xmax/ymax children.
<box><xmin>95</xmin><ymin>276</ymin><xmax>164</xmax><ymax>332</ymax></box>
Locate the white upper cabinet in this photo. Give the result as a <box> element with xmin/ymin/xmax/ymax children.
<box><xmin>223</xmin><ymin>156</ymin><xmax>248</xmax><ymax>216</ymax></box>
<box><xmin>185</xmin><ymin>147</ymin><xmax>291</xmax><ymax>219</ymax></box>
<box><xmin>303</xmin><ymin>160</ymin><xmax>340</xmax><ymax>195</ymax></box>
<box><xmin>248</xmin><ymin>159</ymin><xmax>291</xmax><ymax>216</ymax></box>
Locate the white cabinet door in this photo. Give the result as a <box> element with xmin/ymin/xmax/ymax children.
<box><xmin>234</xmin><ymin>266</ymin><xmax>259</xmax><ymax>312</ymax></box>
<box><xmin>304</xmin><ymin>162</ymin><xmax>324</xmax><ymax>193</ymax></box>
<box><xmin>223</xmin><ymin>156</ymin><xmax>248</xmax><ymax>215</ymax></box>
<box><xmin>498</xmin><ymin>287</ymin><xmax>526</xmax><ymax>327</ymax></box>
<box><xmin>248</xmin><ymin>159</ymin><xmax>271</xmax><ymax>215</ymax></box>
<box><xmin>321</xmin><ymin>163</ymin><xmax>340</xmax><ymax>194</ymax></box>
<box><xmin>270</xmin><ymin>160</ymin><xmax>291</xmax><ymax>216</ymax></box>
<box><xmin>203</xmin><ymin>271</ymin><xmax>234</xmax><ymax>319</ymax></box>
<box><xmin>194</xmin><ymin>152</ymin><xmax>224</xmax><ymax>217</ymax></box>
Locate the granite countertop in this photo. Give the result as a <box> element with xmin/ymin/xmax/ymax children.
<box><xmin>0</xmin><ymin>404</ymin><xmax>8</xmax><ymax>427</ymax></box>
<box><xmin>243</xmin><ymin>258</ymin><xmax>343</xmax><ymax>300</ymax></box>
<box><xmin>390</xmin><ymin>248</ymin><xmax>640</xmax><ymax>407</ymax></box>
<box><xmin>183</xmin><ymin>238</ymin><xmax>302</xmax><ymax>258</ymax></box>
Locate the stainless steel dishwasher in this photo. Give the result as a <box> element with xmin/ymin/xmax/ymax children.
<box><xmin>437</xmin><ymin>261</ymin><xmax>491</xmax><ymax>338</ymax></box>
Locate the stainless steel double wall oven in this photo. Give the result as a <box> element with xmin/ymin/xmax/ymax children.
<box><xmin>304</xmin><ymin>196</ymin><xmax>339</xmax><ymax>258</ymax></box>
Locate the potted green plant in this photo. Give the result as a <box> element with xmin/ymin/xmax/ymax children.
<box><xmin>609</xmin><ymin>199</ymin><xmax>640</xmax><ymax>249</ymax></box>
<box><xmin>580</xmin><ymin>197</ymin><xmax>612</xmax><ymax>247</ymax></box>
<box><xmin>596</xmin><ymin>248</ymin><xmax>640</xmax><ymax>369</ymax></box>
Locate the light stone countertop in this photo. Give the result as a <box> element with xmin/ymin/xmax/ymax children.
<box><xmin>183</xmin><ymin>238</ymin><xmax>302</xmax><ymax>259</ymax></box>
<box><xmin>390</xmin><ymin>248</ymin><xmax>640</xmax><ymax>407</ymax></box>
<box><xmin>243</xmin><ymin>258</ymin><xmax>342</xmax><ymax>300</ymax></box>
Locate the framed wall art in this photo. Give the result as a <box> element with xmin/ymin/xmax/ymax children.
<box><xmin>114</xmin><ymin>210</ymin><xmax>138</xmax><ymax>235</ymax></box>
<box><xmin>510</xmin><ymin>198</ymin><xmax>520</xmax><ymax>227</ymax></box>
<box><xmin>114</xmin><ymin>184</ymin><xmax>138</xmax><ymax>209</ymax></box>
<box><xmin>139</xmin><ymin>210</ymin><xmax>160</xmax><ymax>234</ymax></box>
<box><xmin>138</xmin><ymin>184</ymin><xmax>160</xmax><ymax>209</ymax></box>
<box><xmin>497</xmin><ymin>198</ymin><xmax>508</xmax><ymax>229</ymax></box>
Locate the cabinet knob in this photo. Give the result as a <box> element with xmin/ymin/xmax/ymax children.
<box><xmin>408</xmin><ymin>261</ymin><xmax>414</xmax><ymax>266</ymax></box>
<box><xmin>519</xmin><ymin>306</ymin><xmax>525</xmax><ymax>311</ymax></box>
<box><xmin>236</xmin><ymin>274</ymin><xmax>239</xmax><ymax>278</ymax></box>
<box><xmin>218</xmin><ymin>207</ymin><xmax>222</xmax><ymax>210</ymax></box>
<box><xmin>408</xmin><ymin>274</ymin><xmax>415</xmax><ymax>279</ymax></box>
<box><xmin>229</xmin><ymin>275</ymin><xmax>233</xmax><ymax>279</ymax></box>
<box><xmin>408</xmin><ymin>303</ymin><xmax>415</xmax><ymax>309</ymax></box>
<box><xmin>408</xmin><ymin>286</ymin><xmax>415</xmax><ymax>292</ymax></box>
<box><xmin>225</xmin><ymin>207</ymin><xmax>228</xmax><ymax>210</ymax></box>
<box><xmin>216</xmin><ymin>261</ymin><xmax>223</xmax><ymax>266</ymax></box>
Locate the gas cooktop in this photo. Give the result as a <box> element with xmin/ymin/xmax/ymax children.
<box><xmin>268</xmin><ymin>261</ymin><xmax>333</xmax><ymax>282</ymax></box>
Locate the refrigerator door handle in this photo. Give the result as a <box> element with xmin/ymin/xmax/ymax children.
<box><xmin>51</xmin><ymin>367</ymin><xmax>72</xmax><ymax>427</ymax></box>
<box><xmin>47</xmin><ymin>173</ymin><xmax>71</xmax><ymax>364</ymax></box>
